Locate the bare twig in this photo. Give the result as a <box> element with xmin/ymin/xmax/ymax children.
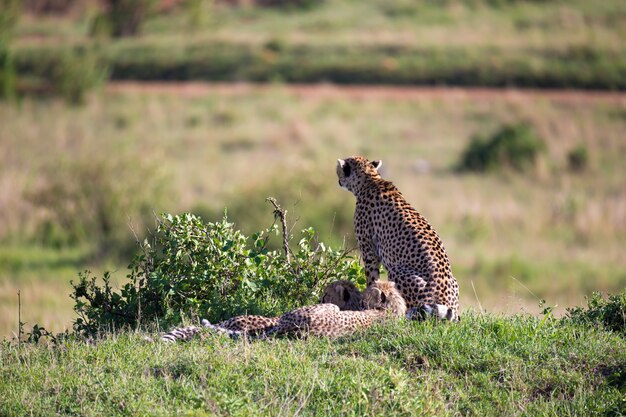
<box><xmin>267</xmin><ymin>197</ymin><xmax>291</xmax><ymax>263</ymax></box>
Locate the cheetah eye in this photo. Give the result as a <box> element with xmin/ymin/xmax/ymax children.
<box><xmin>342</xmin><ymin>163</ymin><xmax>351</xmax><ymax>177</ymax></box>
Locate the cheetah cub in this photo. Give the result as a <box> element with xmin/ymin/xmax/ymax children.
<box><xmin>161</xmin><ymin>280</ymin><xmax>405</xmax><ymax>342</ymax></box>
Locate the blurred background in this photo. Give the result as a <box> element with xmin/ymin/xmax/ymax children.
<box><xmin>1</xmin><ymin>0</ymin><xmax>625</xmax><ymax>337</ymax></box>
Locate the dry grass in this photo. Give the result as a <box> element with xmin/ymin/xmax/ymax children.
<box><xmin>1</xmin><ymin>84</ymin><xmax>625</xmax><ymax>337</ymax></box>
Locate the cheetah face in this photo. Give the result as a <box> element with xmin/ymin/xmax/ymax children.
<box><xmin>320</xmin><ymin>280</ymin><xmax>362</xmax><ymax>311</ymax></box>
<box><xmin>336</xmin><ymin>156</ymin><xmax>382</xmax><ymax>193</ymax></box>
<box><xmin>361</xmin><ymin>280</ymin><xmax>407</xmax><ymax>317</ymax></box>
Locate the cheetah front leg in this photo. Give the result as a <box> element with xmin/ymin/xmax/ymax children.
<box><xmin>358</xmin><ymin>239</ymin><xmax>381</xmax><ymax>286</ymax></box>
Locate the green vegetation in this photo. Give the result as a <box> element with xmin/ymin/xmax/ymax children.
<box><xmin>2</xmin><ymin>313</ymin><xmax>625</xmax><ymax>416</ymax></box>
<box><xmin>1</xmin><ymin>87</ymin><xmax>625</xmax><ymax>337</ymax></box>
<box><xmin>71</xmin><ymin>212</ymin><xmax>363</xmax><ymax>335</ymax></box>
<box><xmin>567</xmin><ymin>144</ymin><xmax>590</xmax><ymax>173</ymax></box>
<box><xmin>457</xmin><ymin>123</ymin><xmax>546</xmax><ymax>172</ymax></box>
<box><xmin>3</xmin><ymin>195</ymin><xmax>625</xmax><ymax>415</ymax></box>
<box><xmin>10</xmin><ymin>0</ymin><xmax>626</xmax><ymax>90</ymax></box>
<box><xmin>567</xmin><ymin>291</ymin><xmax>626</xmax><ymax>335</ymax></box>
<box><xmin>15</xmin><ymin>39</ymin><xmax>626</xmax><ymax>90</ymax></box>
<box><xmin>2</xmin><ymin>3</ymin><xmax>624</xmax><ymax>412</ymax></box>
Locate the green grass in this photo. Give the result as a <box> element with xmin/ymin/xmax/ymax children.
<box><xmin>11</xmin><ymin>0</ymin><xmax>626</xmax><ymax>89</ymax></box>
<box><xmin>1</xmin><ymin>314</ymin><xmax>625</xmax><ymax>416</ymax></box>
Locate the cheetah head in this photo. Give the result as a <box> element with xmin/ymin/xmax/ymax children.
<box><xmin>362</xmin><ymin>280</ymin><xmax>407</xmax><ymax>317</ymax></box>
<box><xmin>336</xmin><ymin>156</ymin><xmax>382</xmax><ymax>193</ymax></box>
<box><xmin>320</xmin><ymin>280</ymin><xmax>363</xmax><ymax>311</ymax></box>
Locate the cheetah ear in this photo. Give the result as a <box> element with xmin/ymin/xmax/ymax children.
<box><xmin>371</xmin><ymin>160</ymin><xmax>382</xmax><ymax>170</ymax></box>
<box><xmin>338</xmin><ymin>159</ymin><xmax>351</xmax><ymax>177</ymax></box>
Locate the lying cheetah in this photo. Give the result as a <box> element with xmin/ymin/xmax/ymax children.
<box><xmin>161</xmin><ymin>279</ymin><xmax>363</xmax><ymax>342</ymax></box>
<box><xmin>161</xmin><ymin>280</ymin><xmax>404</xmax><ymax>342</ymax></box>
<box><xmin>337</xmin><ymin>156</ymin><xmax>460</xmax><ymax>321</ymax></box>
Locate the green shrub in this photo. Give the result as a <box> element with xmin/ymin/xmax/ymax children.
<box><xmin>566</xmin><ymin>291</ymin><xmax>626</xmax><ymax>334</ymax></box>
<box><xmin>567</xmin><ymin>144</ymin><xmax>589</xmax><ymax>173</ymax></box>
<box><xmin>70</xmin><ymin>212</ymin><xmax>364</xmax><ymax>336</ymax></box>
<box><xmin>457</xmin><ymin>123</ymin><xmax>546</xmax><ymax>173</ymax></box>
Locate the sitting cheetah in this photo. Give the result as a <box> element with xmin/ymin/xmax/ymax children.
<box><xmin>336</xmin><ymin>156</ymin><xmax>460</xmax><ymax>321</ymax></box>
<box><xmin>161</xmin><ymin>280</ymin><xmax>404</xmax><ymax>342</ymax></box>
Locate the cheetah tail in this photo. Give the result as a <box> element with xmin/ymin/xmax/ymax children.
<box><xmin>200</xmin><ymin>319</ymin><xmax>243</xmax><ymax>340</ymax></box>
<box><xmin>160</xmin><ymin>325</ymin><xmax>202</xmax><ymax>343</ymax></box>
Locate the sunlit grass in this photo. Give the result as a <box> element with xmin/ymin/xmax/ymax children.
<box><xmin>1</xmin><ymin>313</ymin><xmax>624</xmax><ymax>416</ymax></box>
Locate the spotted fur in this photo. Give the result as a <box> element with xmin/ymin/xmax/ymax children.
<box><xmin>161</xmin><ymin>280</ymin><xmax>405</xmax><ymax>342</ymax></box>
<box><xmin>336</xmin><ymin>156</ymin><xmax>460</xmax><ymax>321</ymax></box>
<box><xmin>161</xmin><ymin>279</ymin><xmax>363</xmax><ymax>342</ymax></box>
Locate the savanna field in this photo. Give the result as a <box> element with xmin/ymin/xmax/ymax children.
<box><xmin>1</xmin><ymin>0</ymin><xmax>626</xmax><ymax>415</ymax></box>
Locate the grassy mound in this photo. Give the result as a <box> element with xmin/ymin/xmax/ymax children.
<box><xmin>2</xmin><ymin>313</ymin><xmax>625</xmax><ymax>416</ymax></box>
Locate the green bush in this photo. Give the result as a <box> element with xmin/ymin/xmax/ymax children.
<box><xmin>567</xmin><ymin>144</ymin><xmax>589</xmax><ymax>173</ymax></box>
<box><xmin>566</xmin><ymin>291</ymin><xmax>626</xmax><ymax>334</ymax></box>
<box><xmin>70</xmin><ymin>212</ymin><xmax>364</xmax><ymax>336</ymax></box>
<box><xmin>457</xmin><ymin>123</ymin><xmax>546</xmax><ymax>173</ymax></box>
